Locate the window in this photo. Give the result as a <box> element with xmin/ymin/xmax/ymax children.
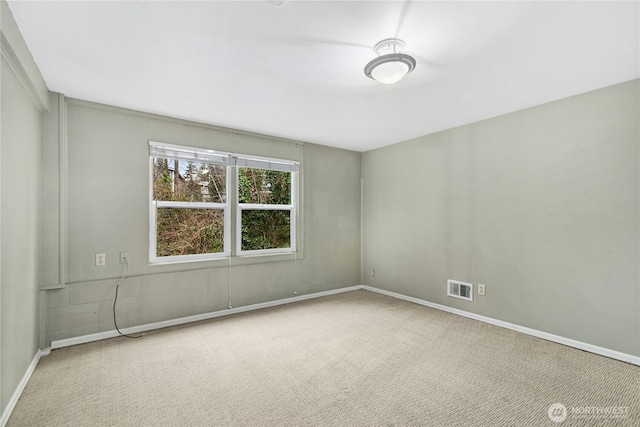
<box><xmin>151</xmin><ymin>157</ymin><xmax>228</xmax><ymax>261</ymax></box>
<box><xmin>149</xmin><ymin>141</ymin><xmax>298</xmax><ymax>264</ymax></box>
<box><xmin>238</xmin><ymin>167</ymin><xmax>295</xmax><ymax>254</ymax></box>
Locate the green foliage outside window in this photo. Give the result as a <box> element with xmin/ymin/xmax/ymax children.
<box><xmin>152</xmin><ymin>160</ymin><xmax>294</xmax><ymax>257</ymax></box>
<box><xmin>153</xmin><ymin>158</ymin><xmax>226</xmax><ymax>256</ymax></box>
<box><xmin>156</xmin><ymin>208</ymin><xmax>224</xmax><ymax>256</ymax></box>
<box><xmin>153</xmin><ymin>158</ymin><xmax>226</xmax><ymax>203</ymax></box>
<box><xmin>239</xmin><ymin>168</ymin><xmax>292</xmax><ymax>251</ymax></box>
<box><xmin>241</xmin><ymin>210</ymin><xmax>291</xmax><ymax>251</ymax></box>
<box><xmin>238</xmin><ymin>168</ymin><xmax>290</xmax><ymax>205</ymax></box>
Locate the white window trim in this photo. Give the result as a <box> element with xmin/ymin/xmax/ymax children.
<box><xmin>149</xmin><ymin>141</ymin><xmax>299</xmax><ymax>265</ymax></box>
<box><xmin>149</xmin><ymin>156</ymin><xmax>231</xmax><ymax>264</ymax></box>
<box><xmin>149</xmin><ymin>141</ymin><xmax>299</xmax><ymax>172</ymax></box>
<box><xmin>235</xmin><ymin>168</ymin><xmax>298</xmax><ymax>256</ymax></box>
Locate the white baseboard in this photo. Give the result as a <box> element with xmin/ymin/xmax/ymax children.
<box><xmin>363</xmin><ymin>285</ymin><xmax>640</xmax><ymax>366</ymax></box>
<box><xmin>1</xmin><ymin>348</ymin><xmax>47</xmax><ymax>427</ymax></box>
<box><xmin>51</xmin><ymin>285</ymin><xmax>362</xmax><ymax>350</ymax></box>
<box><xmin>50</xmin><ymin>283</ymin><xmax>640</xmax><ymax>367</ymax></box>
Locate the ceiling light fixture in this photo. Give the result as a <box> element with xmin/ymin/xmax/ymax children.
<box><xmin>364</xmin><ymin>38</ymin><xmax>416</xmax><ymax>85</ymax></box>
<box><xmin>265</xmin><ymin>0</ymin><xmax>285</xmax><ymax>7</ymax></box>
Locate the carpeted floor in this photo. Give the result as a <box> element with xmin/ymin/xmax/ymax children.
<box><xmin>8</xmin><ymin>290</ymin><xmax>640</xmax><ymax>426</ymax></box>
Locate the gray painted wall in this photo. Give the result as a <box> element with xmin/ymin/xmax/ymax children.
<box><xmin>43</xmin><ymin>99</ymin><xmax>362</xmax><ymax>345</ymax></box>
<box><xmin>1</xmin><ymin>58</ymin><xmax>41</xmax><ymax>412</ymax></box>
<box><xmin>363</xmin><ymin>79</ymin><xmax>639</xmax><ymax>357</ymax></box>
<box><xmin>1</xmin><ymin>0</ymin><xmax>47</xmax><ymax>416</ymax></box>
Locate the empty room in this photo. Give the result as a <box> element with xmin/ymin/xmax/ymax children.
<box><xmin>1</xmin><ymin>0</ymin><xmax>639</xmax><ymax>425</ymax></box>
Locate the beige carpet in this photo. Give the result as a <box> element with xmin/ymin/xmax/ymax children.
<box><xmin>8</xmin><ymin>290</ymin><xmax>640</xmax><ymax>426</ymax></box>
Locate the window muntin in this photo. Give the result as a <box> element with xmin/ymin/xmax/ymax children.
<box><xmin>149</xmin><ymin>141</ymin><xmax>298</xmax><ymax>264</ymax></box>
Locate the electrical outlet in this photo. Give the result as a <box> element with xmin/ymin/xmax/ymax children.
<box><xmin>371</xmin><ymin>269</ymin><xmax>375</xmax><ymax>277</ymax></box>
<box><xmin>95</xmin><ymin>253</ymin><xmax>106</xmax><ymax>266</ymax></box>
<box><xmin>120</xmin><ymin>251</ymin><xmax>130</xmax><ymax>264</ymax></box>
<box><xmin>478</xmin><ymin>284</ymin><xmax>486</xmax><ymax>296</ymax></box>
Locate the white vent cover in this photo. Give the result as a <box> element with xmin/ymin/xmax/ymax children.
<box><xmin>447</xmin><ymin>279</ymin><xmax>473</xmax><ymax>302</ymax></box>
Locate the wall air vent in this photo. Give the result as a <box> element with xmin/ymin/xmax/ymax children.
<box><xmin>447</xmin><ymin>279</ymin><xmax>473</xmax><ymax>302</ymax></box>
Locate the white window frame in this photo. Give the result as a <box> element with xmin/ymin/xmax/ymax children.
<box><xmin>236</xmin><ymin>167</ymin><xmax>297</xmax><ymax>256</ymax></box>
<box><xmin>149</xmin><ymin>141</ymin><xmax>299</xmax><ymax>264</ymax></box>
<box><xmin>149</xmin><ymin>158</ymin><xmax>230</xmax><ymax>264</ymax></box>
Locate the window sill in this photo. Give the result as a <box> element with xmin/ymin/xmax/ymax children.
<box><xmin>149</xmin><ymin>252</ymin><xmax>302</xmax><ymax>268</ymax></box>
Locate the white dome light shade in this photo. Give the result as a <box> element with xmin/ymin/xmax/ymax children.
<box><xmin>364</xmin><ymin>38</ymin><xmax>416</xmax><ymax>84</ymax></box>
<box><xmin>369</xmin><ymin>58</ymin><xmax>410</xmax><ymax>84</ymax></box>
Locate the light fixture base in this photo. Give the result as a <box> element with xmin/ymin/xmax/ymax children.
<box><xmin>373</xmin><ymin>38</ymin><xmax>406</xmax><ymax>56</ymax></box>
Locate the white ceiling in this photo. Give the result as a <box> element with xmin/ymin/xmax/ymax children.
<box><xmin>7</xmin><ymin>1</ymin><xmax>640</xmax><ymax>152</ymax></box>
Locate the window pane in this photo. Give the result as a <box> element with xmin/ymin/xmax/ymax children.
<box><xmin>241</xmin><ymin>210</ymin><xmax>291</xmax><ymax>251</ymax></box>
<box><xmin>153</xmin><ymin>158</ymin><xmax>226</xmax><ymax>203</ymax></box>
<box><xmin>156</xmin><ymin>208</ymin><xmax>224</xmax><ymax>256</ymax></box>
<box><xmin>238</xmin><ymin>168</ymin><xmax>290</xmax><ymax>204</ymax></box>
